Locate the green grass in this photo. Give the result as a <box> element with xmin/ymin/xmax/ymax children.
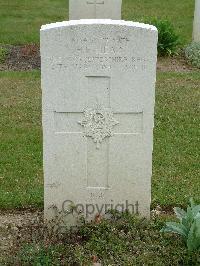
<box><xmin>0</xmin><ymin>71</ymin><xmax>199</xmax><ymax>209</ymax></box>
<box><xmin>123</xmin><ymin>0</ymin><xmax>194</xmax><ymax>44</ymax></box>
<box><xmin>0</xmin><ymin>0</ymin><xmax>195</xmax><ymax>45</ymax></box>
<box><xmin>0</xmin><ymin>47</ymin><xmax>8</xmax><ymax>63</ymax></box>
<box><xmin>0</xmin><ymin>71</ymin><xmax>43</xmax><ymax>209</ymax></box>
<box><xmin>153</xmin><ymin>72</ymin><xmax>200</xmax><ymax>207</ymax></box>
<box><xmin>0</xmin><ymin>0</ymin><xmax>68</xmax><ymax>44</ymax></box>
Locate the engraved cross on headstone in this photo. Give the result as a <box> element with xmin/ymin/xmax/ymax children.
<box><xmin>54</xmin><ymin>76</ymin><xmax>143</xmax><ymax>189</ymax></box>
<box><xmin>87</xmin><ymin>0</ymin><xmax>105</xmax><ymax>17</ymax></box>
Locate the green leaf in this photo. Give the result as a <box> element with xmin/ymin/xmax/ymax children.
<box><xmin>192</xmin><ymin>205</ymin><xmax>200</xmax><ymax>219</ymax></box>
<box><xmin>187</xmin><ymin>216</ymin><xmax>200</xmax><ymax>251</ymax></box>
<box><xmin>162</xmin><ymin>199</ymin><xmax>200</xmax><ymax>251</ymax></box>
<box><xmin>182</xmin><ymin>217</ymin><xmax>190</xmax><ymax>232</ymax></box>
<box><xmin>186</xmin><ymin>206</ymin><xmax>194</xmax><ymax>225</ymax></box>
<box><xmin>174</xmin><ymin>207</ymin><xmax>187</xmax><ymax>221</ymax></box>
<box><xmin>189</xmin><ymin>198</ymin><xmax>195</xmax><ymax>209</ymax></box>
<box><xmin>161</xmin><ymin>222</ymin><xmax>188</xmax><ymax>240</ymax></box>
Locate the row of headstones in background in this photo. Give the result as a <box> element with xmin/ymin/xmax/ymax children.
<box><xmin>41</xmin><ymin>20</ymin><xmax>158</xmax><ymax>225</ymax></box>
<box><xmin>193</xmin><ymin>0</ymin><xmax>200</xmax><ymax>42</ymax></box>
<box><xmin>69</xmin><ymin>0</ymin><xmax>200</xmax><ymax>43</ymax></box>
<box><xmin>69</xmin><ymin>0</ymin><xmax>122</xmax><ymax>20</ymax></box>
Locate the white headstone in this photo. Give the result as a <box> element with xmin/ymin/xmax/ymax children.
<box><xmin>193</xmin><ymin>0</ymin><xmax>200</xmax><ymax>42</ymax></box>
<box><xmin>41</xmin><ymin>20</ymin><xmax>158</xmax><ymax>225</ymax></box>
<box><xmin>69</xmin><ymin>0</ymin><xmax>122</xmax><ymax>20</ymax></box>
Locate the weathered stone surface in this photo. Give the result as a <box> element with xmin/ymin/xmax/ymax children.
<box><xmin>40</xmin><ymin>20</ymin><xmax>158</xmax><ymax>225</ymax></box>
<box><xmin>193</xmin><ymin>0</ymin><xmax>200</xmax><ymax>42</ymax></box>
<box><xmin>69</xmin><ymin>0</ymin><xmax>122</xmax><ymax>20</ymax></box>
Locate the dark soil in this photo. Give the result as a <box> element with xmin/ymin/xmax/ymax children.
<box><xmin>0</xmin><ymin>210</ymin><xmax>42</xmax><ymax>261</ymax></box>
<box><xmin>0</xmin><ymin>44</ymin><xmax>198</xmax><ymax>72</ymax></box>
<box><xmin>157</xmin><ymin>55</ymin><xmax>197</xmax><ymax>72</ymax></box>
<box><xmin>0</xmin><ymin>44</ymin><xmax>40</xmax><ymax>71</ymax></box>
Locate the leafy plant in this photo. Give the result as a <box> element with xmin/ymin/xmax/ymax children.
<box><xmin>161</xmin><ymin>198</ymin><xmax>200</xmax><ymax>251</ymax></box>
<box><xmin>145</xmin><ymin>18</ymin><xmax>180</xmax><ymax>56</ymax></box>
<box><xmin>185</xmin><ymin>42</ymin><xmax>200</xmax><ymax>68</ymax></box>
<box><xmin>0</xmin><ymin>47</ymin><xmax>8</xmax><ymax>63</ymax></box>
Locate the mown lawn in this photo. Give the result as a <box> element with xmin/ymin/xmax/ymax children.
<box><xmin>0</xmin><ymin>71</ymin><xmax>199</xmax><ymax>209</ymax></box>
<box><xmin>0</xmin><ymin>71</ymin><xmax>43</xmax><ymax>208</ymax></box>
<box><xmin>153</xmin><ymin>72</ymin><xmax>200</xmax><ymax>207</ymax></box>
<box><xmin>0</xmin><ymin>0</ymin><xmax>195</xmax><ymax>45</ymax></box>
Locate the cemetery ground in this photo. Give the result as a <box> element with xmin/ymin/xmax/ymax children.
<box><xmin>0</xmin><ymin>0</ymin><xmax>194</xmax><ymax>44</ymax></box>
<box><xmin>0</xmin><ymin>0</ymin><xmax>196</xmax><ymax>72</ymax></box>
<box><xmin>0</xmin><ymin>70</ymin><xmax>199</xmax><ymax>264</ymax></box>
<box><xmin>0</xmin><ymin>0</ymin><xmax>200</xmax><ymax>264</ymax></box>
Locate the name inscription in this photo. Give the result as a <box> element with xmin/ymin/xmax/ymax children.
<box><xmin>44</xmin><ymin>56</ymin><xmax>152</xmax><ymax>72</ymax></box>
<box><xmin>43</xmin><ymin>34</ymin><xmax>155</xmax><ymax>72</ymax></box>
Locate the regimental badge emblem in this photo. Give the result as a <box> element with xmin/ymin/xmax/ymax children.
<box><xmin>78</xmin><ymin>105</ymin><xmax>119</xmax><ymax>149</ymax></box>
